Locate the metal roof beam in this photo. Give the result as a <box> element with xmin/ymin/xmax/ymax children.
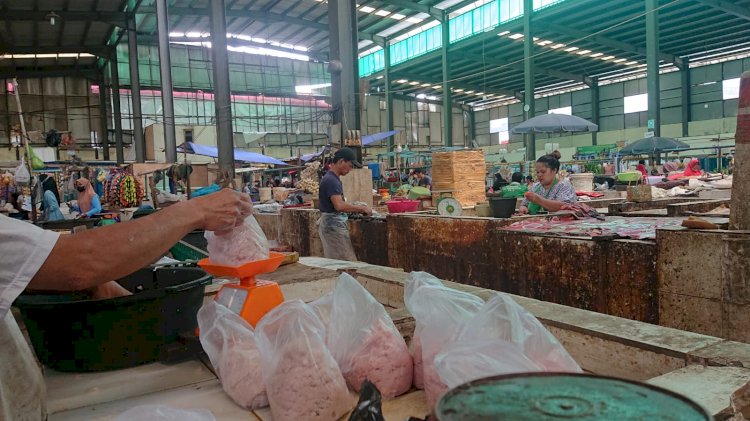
<box><xmin>373</xmin><ymin>0</ymin><xmax>444</xmax><ymax>21</ymax></box>
<box><xmin>541</xmin><ymin>21</ymin><xmax>683</xmax><ymax>67</ymax></box>
<box><xmin>1</xmin><ymin>10</ymin><xmax>127</xmax><ymax>27</ymax></box>
<box><xmin>138</xmin><ymin>34</ymin><xmax>329</xmax><ymax>61</ymax></box>
<box><xmin>693</xmin><ymin>0</ymin><xmax>750</xmax><ymax>22</ymax></box>
<box><xmin>140</xmin><ymin>5</ymin><xmax>378</xmax><ymax>43</ymax></box>
<box><xmin>452</xmin><ymin>51</ymin><xmax>593</xmax><ymax>84</ymax></box>
<box><xmin>391</xmin><ymin>71</ymin><xmax>521</xmax><ymax>99</ymax></box>
<box><xmin>0</xmin><ymin>46</ymin><xmax>113</xmax><ymax>58</ymax></box>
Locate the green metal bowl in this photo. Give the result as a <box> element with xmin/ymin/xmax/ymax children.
<box><xmin>436</xmin><ymin>372</ymin><xmax>711</xmax><ymax>421</ymax></box>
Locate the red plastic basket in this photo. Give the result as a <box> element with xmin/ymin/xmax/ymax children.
<box><xmin>386</xmin><ymin>198</ymin><xmax>420</xmax><ymax>213</ymax></box>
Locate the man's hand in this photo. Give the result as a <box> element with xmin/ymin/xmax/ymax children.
<box><xmin>188</xmin><ymin>188</ymin><xmax>253</xmax><ymax>232</ymax></box>
<box><xmin>359</xmin><ymin>206</ymin><xmax>373</xmax><ymax>216</ymax></box>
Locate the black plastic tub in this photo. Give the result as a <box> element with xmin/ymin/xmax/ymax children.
<box><xmin>13</xmin><ymin>267</ymin><xmax>211</xmax><ymax>372</ymax></box>
<box><xmin>489</xmin><ymin>197</ymin><xmax>517</xmax><ymax>218</ymax></box>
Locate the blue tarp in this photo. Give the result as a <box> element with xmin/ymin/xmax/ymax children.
<box><xmin>301</xmin><ymin>149</ymin><xmax>325</xmax><ymax>162</ymax></box>
<box><xmin>363</xmin><ymin>130</ymin><xmax>401</xmax><ymax>146</ymax></box>
<box><xmin>177</xmin><ymin>142</ymin><xmax>288</xmax><ymax>166</ymax></box>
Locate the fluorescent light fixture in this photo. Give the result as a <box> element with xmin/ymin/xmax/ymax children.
<box><xmin>508</xmin><ymin>33</ymin><xmax>524</xmax><ymax>40</ymax></box>
<box><xmin>537</xmin><ymin>40</ymin><xmax>553</xmax><ymax>46</ymax></box>
<box><xmin>360</xmin><ymin>6</ymin><xmax>375</xmax><ymax>13</ymax></box>
<box><xmin>533</xmin><ymin>37</ymin><xmax>539</xmax><ymax>41</ymax></box>
<box><xmin>392</xmin><ymin>13</ymin><xmax>405</xmax><ymax>19</ymax></box>
<box><xmin>600</xmin><ymin>55</ymin><xmax>615</xmax><ymax>60</ymax></box>
<box><xmin>376</xmin><ymin>75</ymin><xmax>384</xmax><ymax>79</ymax></box>
<box><xmin>375</xmin><ymin>10</ymin><xmax>391</xmax><ymax>16</ymax></box>
<box><xmin>576</xmin><ymin>49</ymin><xmax>591</xmax><ymax>55</ymax></box>
<box><xmin>421</xmin><ymin>83</ymin><xmax>431</xmax><ymax>87</ymax></box>
<box><xmin>169</xmin><ymin>32</ymin><xmax>185</xmax><ymax>37</ymax></box>
<box><xmin>564</xmin><ymin>46</ymin><xmax>579</xmax><ymax>52</ymax></box>
<box><xmin>406</xmin><ymin>17</ymin><xmax>423</xmax><ymax>23</ymax></box>
<box><xmin>589</xmin><ymin>52</ymin><xmax>603</xmax><ymax>58</ymax></box>
<box><xmin>409</xmin><ymin>81</ymin><xmax>420</xmax><ymax>85</ymax></box>
<box><xmin>476</xmin><ymin>92</ymin><xmax>484</xmax><ymax>96</ymax></box>
<box><xmin>396</xmin><ymin>79</ymin><xmax>409</xmax><ymax>83</ymax></box>
<box><xmin>465</xmin><ymin>90</ymin><xmax>475</xmax><ymax>94</ymax></box>
<box><xmin>453</xmin><ymin>88</ymin><xmax>465</xmax><ymax>92</ymax></box>
<box><xmin>498</xmin><ymin>30</ymin><xmax>510</xmax><ymax>36</ymax></box>
<box><xmin>432</xmin><ymin>85</ymin><xmax>441</xmax><ymax>89</ymax></box>
<box><xmin>625</xmin><ymin>61</ymin><xmax>638</xmax><ymax>65</ymax></box>
<box><xmin>613</xmin><ymin>58</ymin><xmax>627</xmax><ymax>63</ymax></box>
<box><xmin>550</xmin><ymin>43</ymin><xmax>565</xmax><ymax>49</ymax></box>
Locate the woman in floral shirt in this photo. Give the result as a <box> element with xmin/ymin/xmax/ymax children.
<box><xmin>519</xmin><ymin>150</ymin><xmax>577</xmax><ymax>215</ymax></box>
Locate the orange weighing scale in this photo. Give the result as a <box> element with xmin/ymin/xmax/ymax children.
<box><xmin>198</xmin><ymin>252</ymin><xmax>285</xmax><ymax>327</ymax></box>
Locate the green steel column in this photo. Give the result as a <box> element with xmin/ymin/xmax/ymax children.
<box><xmin>680</xmin><ymin>61</ymin><xmax>690</xmax><ymax>137</ymax></box>
<box><xmin>98</xmin><ymin>73</ymin><xmax>110</xmax><ymax>161</ymax></box>
<box><xmin>110</xmin><ymin>56</ymin><xmax>125</xmax><ymax>164</ymax></box>
<box><xmin>589</xmin><ymin>77</ymin><xmax>599</xmax><ymax>145</ymax></box>
<box><xmin>523</xmin><ymin>0</ymin><xmax>535</xmax><ymax>160</ymax></box>
<box><xmin>384</xmin><ymin>43</ymin><xmax>395</xmax><ymax>166</ymax></box>
<box><xmin>468</xmin><ymin>108</ymin><xmax>476</xmax><ymax>144</ymax></box>
<box><xmin>646</xmin><ymin>0</ymin><xmax>661</xmax><ymax>137</ymax></box>
<box><xmin>441</xmin><ymin>14</ymin><xmax>452</xmax><ymax>147</ymax></box>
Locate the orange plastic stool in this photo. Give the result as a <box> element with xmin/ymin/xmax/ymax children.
<box><xmin>198</xmin><ymin>252</ymin><xmax>285</xmax><ymax>327</ymax></box>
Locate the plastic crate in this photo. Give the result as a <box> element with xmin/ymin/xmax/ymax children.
<box><xmin>169</xmin><ymin>241</ymin><xmax>208</xmax><ymax>261</ymax></box>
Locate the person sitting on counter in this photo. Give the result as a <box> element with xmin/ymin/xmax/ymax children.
<box><xmin>518</xmin><ymin>151</ymin><xmax>577</xmax><ymax>215</ymax></box>
<box><xmin>413</xmin><ymin>168</ymin><xmax>432</xmax><ymax>190</ymax></box>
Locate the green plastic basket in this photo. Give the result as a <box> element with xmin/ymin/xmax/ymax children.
<box><xmin>169</xmin><ymin>241</ymin><xmax>208</xmax><ymax>261</ymax></box>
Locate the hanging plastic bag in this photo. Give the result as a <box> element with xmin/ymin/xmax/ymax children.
<box><xmin>205</xmin><ymin>214</ymin><xmax>269</xmax><ymax>266</ymax></box>
<box><xmin>328</xmin><ymin>273</ymin><xmax>413</xmax><ymax>399</ymax></box>
<box><xmin>408</xmin><ymin>282</ymin><xmax>484</xmax><ymax>410</ymax></box>
<box><xmin>404</xmin><ymin>272</ymin><xmax>444</xmax><ymax>390</ymax></box>
<box><xmin>197</xmin><ymin>301</ymin><xmax>268</xmax><ymax>409</ymax></box>
<box><xmin>14</xmin><ymin>157</ymin><xmax>30</xmax><ymax>186</ymax></box>
<box><xmin>114</xmin><ymin>405</ymin><xmax>215</xmax><ymax>421</ymax></box>
<box><xmin>29</xmin><ymin>147</ymin><xmax>44</xmax><ymax>170</ymax></box>
<box><xmin>434</xmin><ymin>339</ymin><xmax>542</xmax><ymax>390</ymax></box>
<box><xmin>452</xmin><ymin>293</ymin><xmax>581</xmax><ymax>373</ymax></box>
<box><xmin>256</xmin><ymin>300</ymin><xmax>352</xmax><ymax>421</ymax></box>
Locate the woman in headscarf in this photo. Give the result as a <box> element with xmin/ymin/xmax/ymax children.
<box><xmin>636</xmin><ymin>160</ymin><xmax>648</xmax><ymax>178</ymax></box>
<box><xmin>68</xmin><ymin>178</ymin><xmax>102</xmax><ymax>218</ymax></box>
<box><xmin>668</xmin><ymin>158</ymin><xmax>702</xmax><ymax>180</ymax></box>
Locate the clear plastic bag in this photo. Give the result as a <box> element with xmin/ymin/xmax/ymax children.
<box><xmin>255</xmin><ymin>300</ymin><xmax>352</xmax><ymax>421</ymax></box>
<box><xmin>328</xmin><ymin>273</ymin><xmax>413</xmax><ymax>399</ymax></box>
<box><xmin>309</xmin><ymin>292</ymin><xmax>333</xmax><ymax>341</ymax></box>
<box><xmin>114</xmin><ymin>405</ymin><xmax>215</xmax><ymax>421</ymax></box>
<box><xmin>404</xmin><ymin>272</ymin><xmax>444</xmax><ymax>390</ymax></box>
<box><xmin>205</xmin><ymin>214</ymin><xmax>269</xmax><ymax>266</ymax></box>
<box><xmin>14</xmin><ymin>157</ymin><xmax>30</xmax><ymax>186</ymax></box>
<box><xmin>196</xmin><ymin>301</ymin><xmax>268</xmax><ymax>409</ymax></box>
<box><xmin>407</xmin><ymin>281</ymin><xmax>485</xmax><ymax>410</ymax></box>
<box><xmin>454</xmin><ymin>293</ymin><xmax>581</xmax><ymax>373</ymax></box>
<box><xmin>434</xmin><ymin>339</ymin><xmax>542</xmax><ymax>389</ymax></box>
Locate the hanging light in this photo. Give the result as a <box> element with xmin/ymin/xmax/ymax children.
<box><xmin>45</xmin><ymin>11</ymin><xmax>60</xmax><ymax>26</ymax></box>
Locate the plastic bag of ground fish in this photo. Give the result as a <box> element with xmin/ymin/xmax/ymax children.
<box><xmin>204</xmin><ymin>214</ymin><xmax>269</xmax><ymax>266</ymax></box>
<box><xmin>256</xmin><ymin>300</ymin><xmax>352</xmax><ymax>421</ymax></box>
<box><xmin>309</xmin><ymin>292</ymin><xmax>333</xmax><ymax>339</ymax></box>
<box><xmin>197</xmin><ymin>301</ymin><xmax>268</xmax><ymax>409</ymax></box>
<box><xmin>408</xmin><ymin>282</ymin><xmax>484</xmax><ymax>411</ymax></box>
<box><xmin>404</xmin><ymin>272</ymin><xmax>444</xmax><ymax>390</ymax></box>
<box><xmin>328</xmin><ymin>273</ymin><xmax>413</xmax><ymax>399</ymax></box>
<box><xmin>434</xmin><ymin>339</ymin><xmax>542</xmax><ymax>389</ymax></box>
<box><xmin>452</xmin><ymin>292</ymin><xmax>581</xmax><ymax>373</ymax></box>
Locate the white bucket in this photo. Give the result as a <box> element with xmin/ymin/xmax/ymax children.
<box><xmin>569</xmin><ymin>173</ymin><xmax>595</xmax><ymax>192</ymax></box>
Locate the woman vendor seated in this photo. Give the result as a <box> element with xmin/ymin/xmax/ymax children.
<box><xmin>518</xmin><ymin>151</ymin><xmax>577</xmax><ymax>215</ymax></box>
<box><xmin>67</xmin><ymin>178</ymin><xmax>102</xmax><ymax>218</ymax></box>
<box><xmin>667</xmin><ymin>158</ymin><xmax>702</xmax><ymax>180</ymax></box>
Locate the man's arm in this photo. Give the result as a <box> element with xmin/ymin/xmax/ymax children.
<box><xmin>331</xmin><ymin>195</ymin><xmax>371</xmax><ymax>215</ymax></box>
<box><xmin>29</xmin><ymin>189</ymin><xmax>251</xmax><ymax>291</ymax></box>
